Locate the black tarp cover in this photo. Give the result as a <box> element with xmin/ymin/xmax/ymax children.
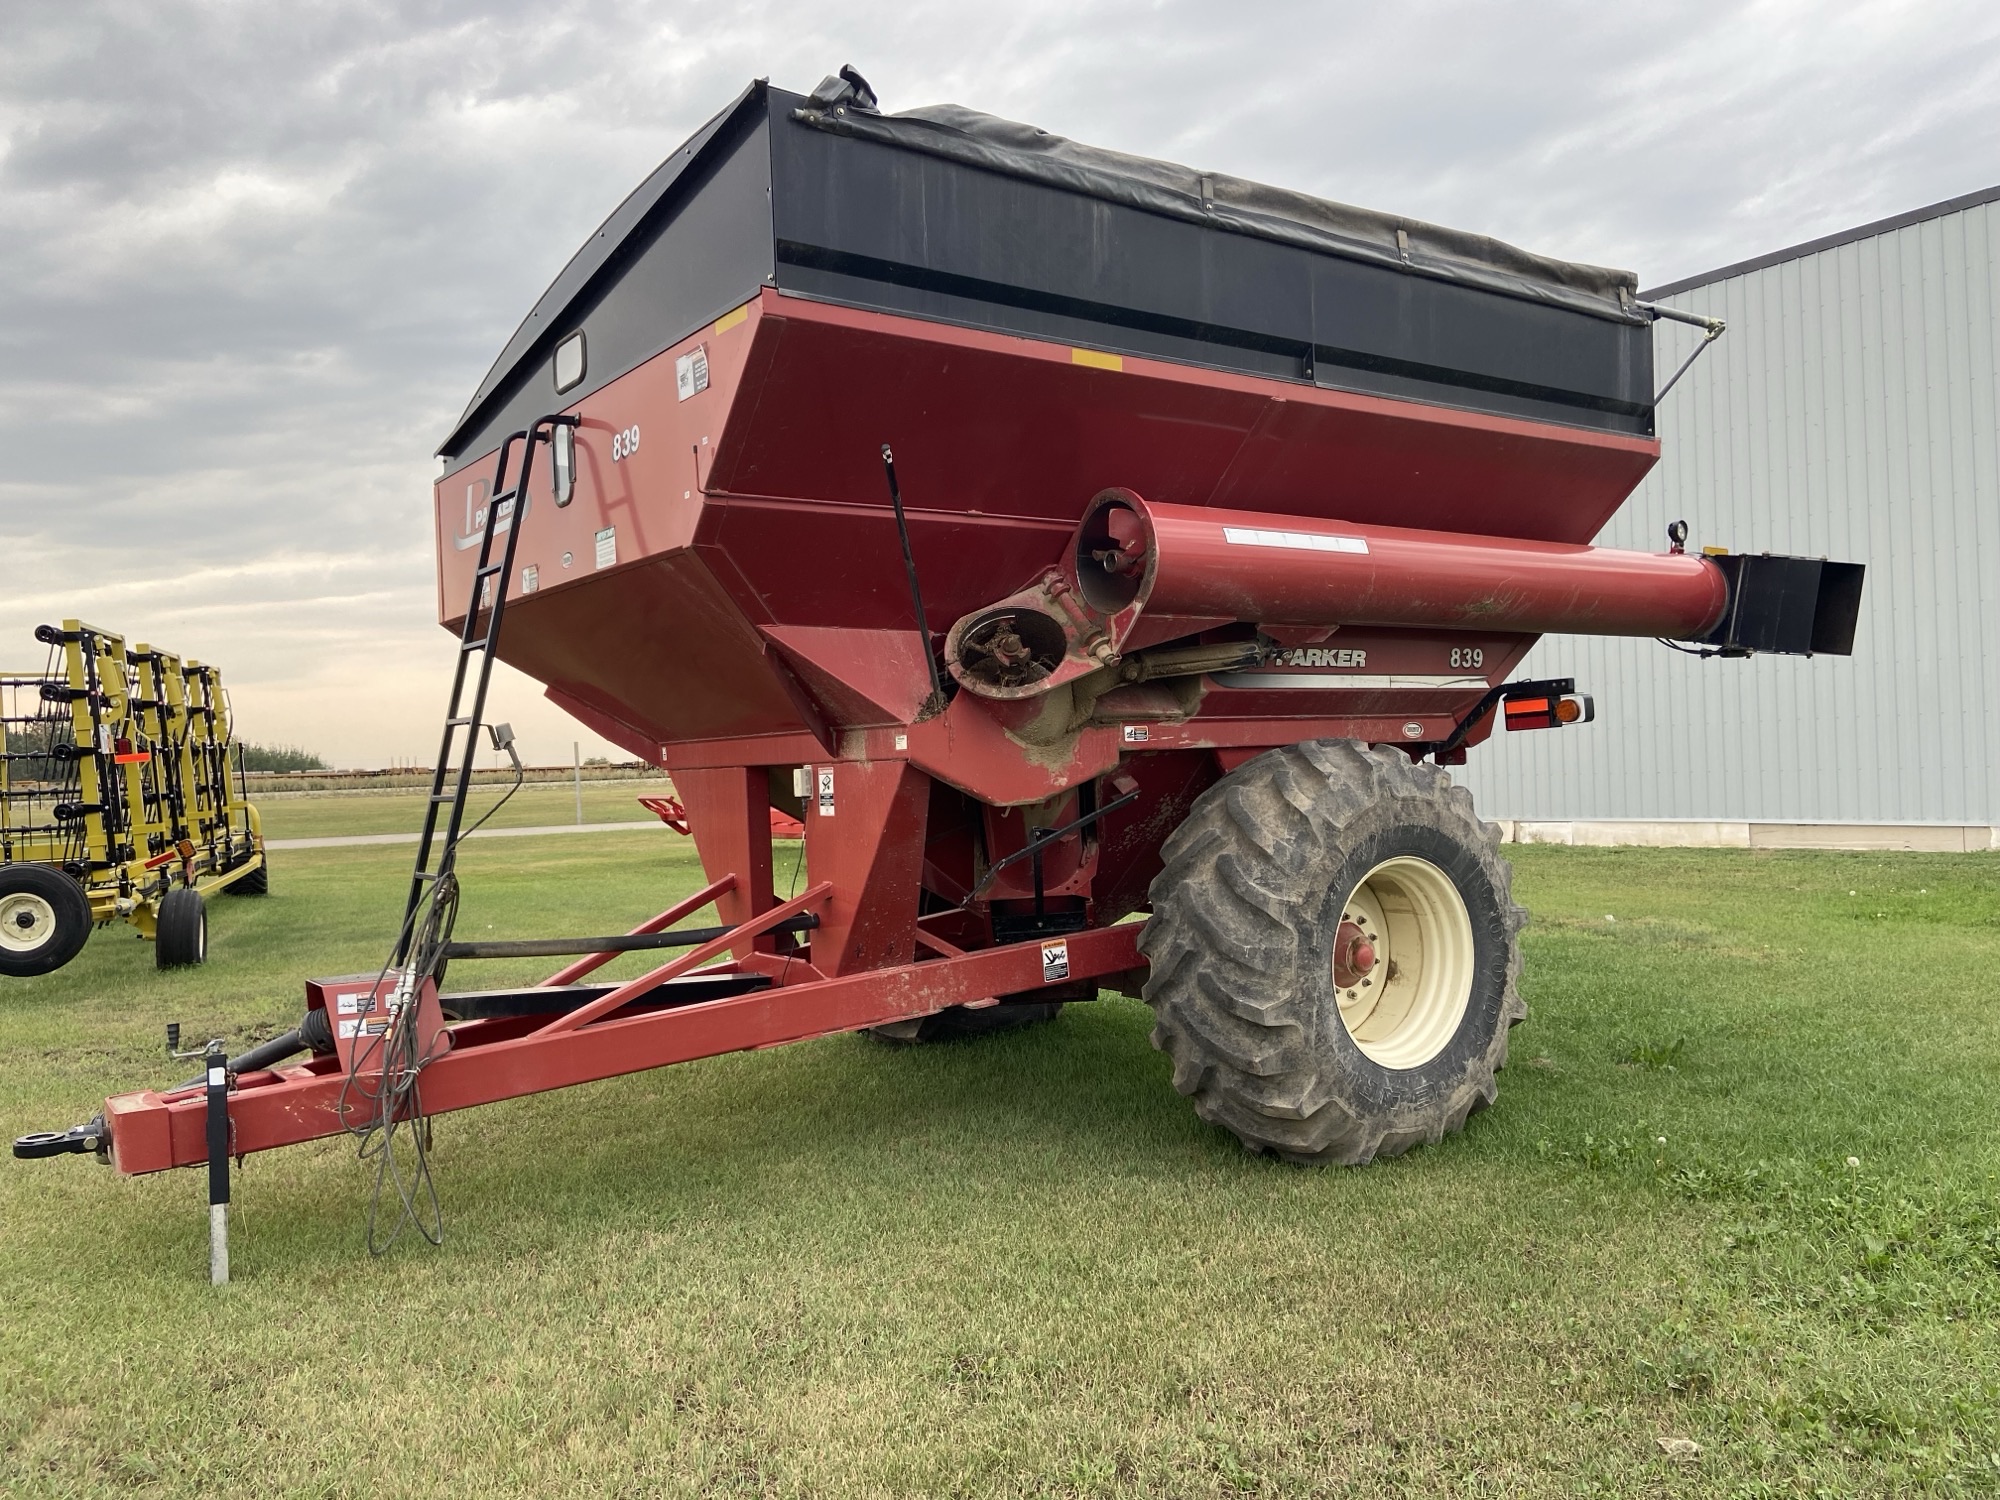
<box><xmin>794</xmin><ymin>101</ymin><xmax>1644</xmax><ymax>326</ymax></box>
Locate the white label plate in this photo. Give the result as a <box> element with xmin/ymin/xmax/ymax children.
<box><xmin>675</xmin><ymin>345</ymin><xmax>711</xmax><ymax>401</ymax></box>
<box><xmin>1041</xmin><ymin>941</ymin><xmax>1070</xmax><ymax>983</ymax></box>
<box><xmin>1222</xmin><ymin>525</ymin><xmax>1368</xmax><ymax>554</ymax></box>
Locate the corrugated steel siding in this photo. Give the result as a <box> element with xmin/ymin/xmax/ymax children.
<box><xmin>1456</xmin><ymin>198</ymin><xmax>2000</xmax><ymax>824</ymax></box>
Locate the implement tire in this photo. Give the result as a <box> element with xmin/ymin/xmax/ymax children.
<box><xmin>225</xmin><ymin>856</ymin><xmax>268</xmax><ymax>897</ymax></box>
<box><xmin>155</xmin><ymin>887</ymin><xmax>208</xmax><ymax>969</ymax></box>
<box><xmin>1139</xmin><ymin>740</ymin><xmax>1525</xmax><ymax>1165</ymax></box>
<box><xmin>0</xmin><ymin>865</ymin><xmax>93</xmax><ymax>977</ymax></box>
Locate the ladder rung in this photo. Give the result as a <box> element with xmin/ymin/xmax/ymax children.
<box><xmin>475</xmin><ymin>563</ymin><xmax>504</xmax><ymax>578</ymax></box>
<box><xmin>461</xmin><ymin>639</ymin><xmax>491</xmax><ymax>653</ymax></box>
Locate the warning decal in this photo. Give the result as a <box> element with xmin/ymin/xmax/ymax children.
<box><xmin>675</xmin><ymin>345</ymin><xmax>711</xmax><ymax>401</ymax></box>
<box><xmin>1041</xmin><ymin>940</ymin><xmax>1070</xmax><ymax>983</ymax></box>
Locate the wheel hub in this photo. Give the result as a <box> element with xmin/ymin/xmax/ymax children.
<box><xmin>1333</xmin><ymin>856</ymin><xmax>1476</xmax><ymax>1070</ymax></box>
<box><xmin>1332</xmin><ymin>920</ymin><xmax>1377</xmax><ymax>989</ymax></box>
<box><xmin>0</xmin><ymin>892</ymin><xmax>57</xmax><ymax>953</ymax></box>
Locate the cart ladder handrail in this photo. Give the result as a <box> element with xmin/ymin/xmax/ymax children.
<box><xmin>394</xmin><ymin>414</ymin><xmax>578</xmax><ymax>963</ymax></box>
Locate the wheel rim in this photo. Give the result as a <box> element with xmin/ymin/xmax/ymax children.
<box><xmin>0</xmin><ymin>891</ymin><xmax>58</xmax><ymax>954</ymax></box>
<box><xmin>1332</xmin><ymin>856</ymin><xmax>1475</xmax><ymax>1069</ymax></box>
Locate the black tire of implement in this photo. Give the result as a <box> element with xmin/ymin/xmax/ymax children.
<box><xmin>868</xmin><ymin>1002</ymin><xmax>1064</xmax><ymax>1044</ymax></box>
<box><xmin>225</xmin><ymin>857</ymin><xmax>269</xmax><ymax>896</ymax></box>
<box><xmin>155</xmin><ymin>886</ymin><xmax>208</xmax><ymax>969</ymax></box>
<box><xmin>0</xmin><ymin>865</ymin><xmax>94</xmax><ymax>977</ymax></box>
<box><xmin>1138</xmin><ymin>740</ymin><xmax>1526</xmax><ymax>1165</ymax></box>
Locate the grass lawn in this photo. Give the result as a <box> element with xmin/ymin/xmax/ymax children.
<box><xmin>2</xmin><ymin>835</ymin><xmax>1998</xmax><ymax>1496</ymax></box>
<box><xmin>254</xmin><ymin>775</ymin><xmax>673</xmax><ymax>841</ymax></box>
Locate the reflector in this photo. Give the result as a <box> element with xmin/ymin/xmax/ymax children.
<box><xmin>1504</xmin><ymin>697</ymin><xmax>1556</xmax><ymax>731</ymax></box>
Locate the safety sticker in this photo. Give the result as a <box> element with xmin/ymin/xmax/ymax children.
<box><xmin>816</xmin><ymin>767</ymin><xmax>836</xmax><ymax>817</ymax></box>
<box><xmin>1222</xmin><ymin>525</ymin><xmax>1368</xmax><ymax>555</ymax></box>
<box><xmin>334</xmin><ymin>991</ymin><xmax>375</xmax><ymax>1017</ymax></box>
<box><xmin>1121</xmin><ymin>725</ymin><xmax>1150</xmax><ymax>743</ymax></box>
<box><xmin>359</xmin><ymin>1017</ymin><xmax>392</xmax><ymax>1038</ymax></box>
<box><xmin>675</xmin><ymin>344</ymin><xmax>710</xmax><ymax>401</ymax></box>
<box><xmin>893</xmin><ymin>733</ymin><xmax>908</xmax><ymax>751</ymax></box>
<box><xmin>595</xmin><ymin>526</ymin><xmax>617</xmax><ymax>570</ymax></box>
<box><xmin>337</xmin><ymin>1017</ymin><xmax>361</xmax><ymax>1040</ymax></box>
<box><xmin>1041</xmin><ymin>940</ymin><xmax>1070</xmax><ymax>984</ymax></box>
<box><xmin>520</xmin><ymin>564</ymin><xmax>539</xmax><ymax>594</ymax></box>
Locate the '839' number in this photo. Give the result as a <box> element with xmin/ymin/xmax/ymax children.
<box><xmin>1448</xmin><ymin>646</ymin><xmax>1485</xmax><ymax>669</ymax></box>
<box><xmin>611</xmin><ymin>426</ymin><xmax>641</xmax><ymax>462</ymax></box>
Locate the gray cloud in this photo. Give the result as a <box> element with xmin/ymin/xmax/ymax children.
<box><xmin>3</xmin><ymin>0</ymin><xmax>1995</xmax><ymax>763</ymax></box>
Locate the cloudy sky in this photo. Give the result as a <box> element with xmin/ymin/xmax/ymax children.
<box><xmin>3</xmin><ymin>0</ymin><xmax>1996</xmax><ymax>767</ymax></box>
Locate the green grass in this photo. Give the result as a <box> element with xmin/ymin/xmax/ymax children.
<box><xmin>254</xmin><ymin>776</ymin><xmax>673</xmax><ymax>840</ymax></box>
<box><xmin>3</xmin><ymin>842</ymin><xmax>1999</xmax><ymax>1496</ymax></box>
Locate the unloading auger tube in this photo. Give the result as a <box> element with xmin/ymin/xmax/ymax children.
<box><xmin>945</xmin><ymin>490</ymin><xmax>1856</xmax><ymax>699</ymax></box>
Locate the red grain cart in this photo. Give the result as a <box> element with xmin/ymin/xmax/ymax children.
<box><xmin>20</xmin><ymin>70</ymin><xmax>1861</xmax><ymax>1259</ymax></box>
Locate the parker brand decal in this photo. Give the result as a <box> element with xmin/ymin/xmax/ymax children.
<box><xmin>451</xmin><ymin>478</ymin><xmax>525</xmax><ymax>552</ymax></box>
<box><xmin>1274</xmin><ymin>648</ymin><xmax>1368</xmax><ymax>669</ymax></box>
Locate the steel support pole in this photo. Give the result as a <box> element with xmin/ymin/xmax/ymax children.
<box><xmin>203</xmin><ymin>1043</ymin><xmax>230</xmax><ymax>1285</ymax></box>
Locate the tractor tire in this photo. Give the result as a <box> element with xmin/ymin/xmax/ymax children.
<box><xmin>155</xmin><ymin>887</ymin><xmax>208</xmax><ymax>969</ymax></box>
<box><xmin>1139</xmin><ymin>740</ymin><xmax>1525</xmax><ymax>1165</ymax></box>
<box><xmin>226</xmin><ymin>857</ymin><xmax>269</xmax><ymax>896</ymax></box>
<box><xmin>0</xmin><ymin>865</ymin><xmax>94</xmax><ymax>977</ymax></box>
<box><xmin>868</xmin><ymin>1002</ymin><xmax>1064</xmax><ymax>1044</ymax></box>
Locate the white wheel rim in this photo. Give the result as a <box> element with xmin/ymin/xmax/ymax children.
<box><xmin>1333</xmin><ymin>856</ymin><xmax>1475</xmax><ymax>1070</ymax></box>
<box><xmin>0</xmin><ymin>891</ymin><xmax>58</xmax><ymax>954</ymax></box>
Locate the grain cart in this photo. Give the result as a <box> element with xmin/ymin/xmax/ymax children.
<box><xmin>18</xmin><ymin>72</ymin><xmax>1863</xmax><ymax>1258</ymax></box>
<box><xmin>0</xmin><ymin>622</ymin><xmax>265</xmax><ymax>976</ymax></box>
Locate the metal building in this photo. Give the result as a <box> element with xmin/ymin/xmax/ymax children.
<box><xmin>1457</xmin><ymin>185</ymin><xmax>2000</xmax><ymax>850</ymax></box>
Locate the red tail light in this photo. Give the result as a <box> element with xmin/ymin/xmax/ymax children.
<box><xmin>1504</xmin><ymin>693</ymin><xmax>1594</xmax><ymax>732</ymax></box>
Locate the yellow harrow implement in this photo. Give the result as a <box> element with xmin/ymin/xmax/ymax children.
<box><xmin>0</xmin><ymin>621</ymin><xmax>265</xmax><ymax>976</ymax></box>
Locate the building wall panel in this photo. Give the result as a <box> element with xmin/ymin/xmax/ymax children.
<box><xmin>1456</xmin><ymin>198</ymin><xmax>2000</xmax><ymax>824</ymax></box>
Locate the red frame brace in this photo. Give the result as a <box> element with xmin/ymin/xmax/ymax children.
<box><xmin>102</xmin><ymin>897</ymin><xmax>1145</xmax><ymax>1176</ymax></box>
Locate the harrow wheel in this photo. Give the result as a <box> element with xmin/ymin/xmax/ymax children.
<box><xmin>155</xmin><ymin>887</ymin><xmax>208</xmax><ymax>969</ymax></box>
<box><xmin>226</xmin><ymin>857</ymin><xmax>269</xmax><ymax>897</ymax></box>
<box><xmin>1139</xmin><ymin>740</ymin><xmax>1525</xmax><ymax>1165</ymax></box>
<box><xmin>0</xmin><ymin>865</ymin><xmax>93</xmax><ymax>978</ymax></box>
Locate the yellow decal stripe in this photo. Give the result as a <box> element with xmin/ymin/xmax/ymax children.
<box><xmin>1070</xmin><ymin>347</ymin><xmax>1123</xmax><ymax>371</ymax></box>
<box><xmin>713</xmin><ymin>303</ymin><xmax>751</xmax><ymax>336</ymax></box>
